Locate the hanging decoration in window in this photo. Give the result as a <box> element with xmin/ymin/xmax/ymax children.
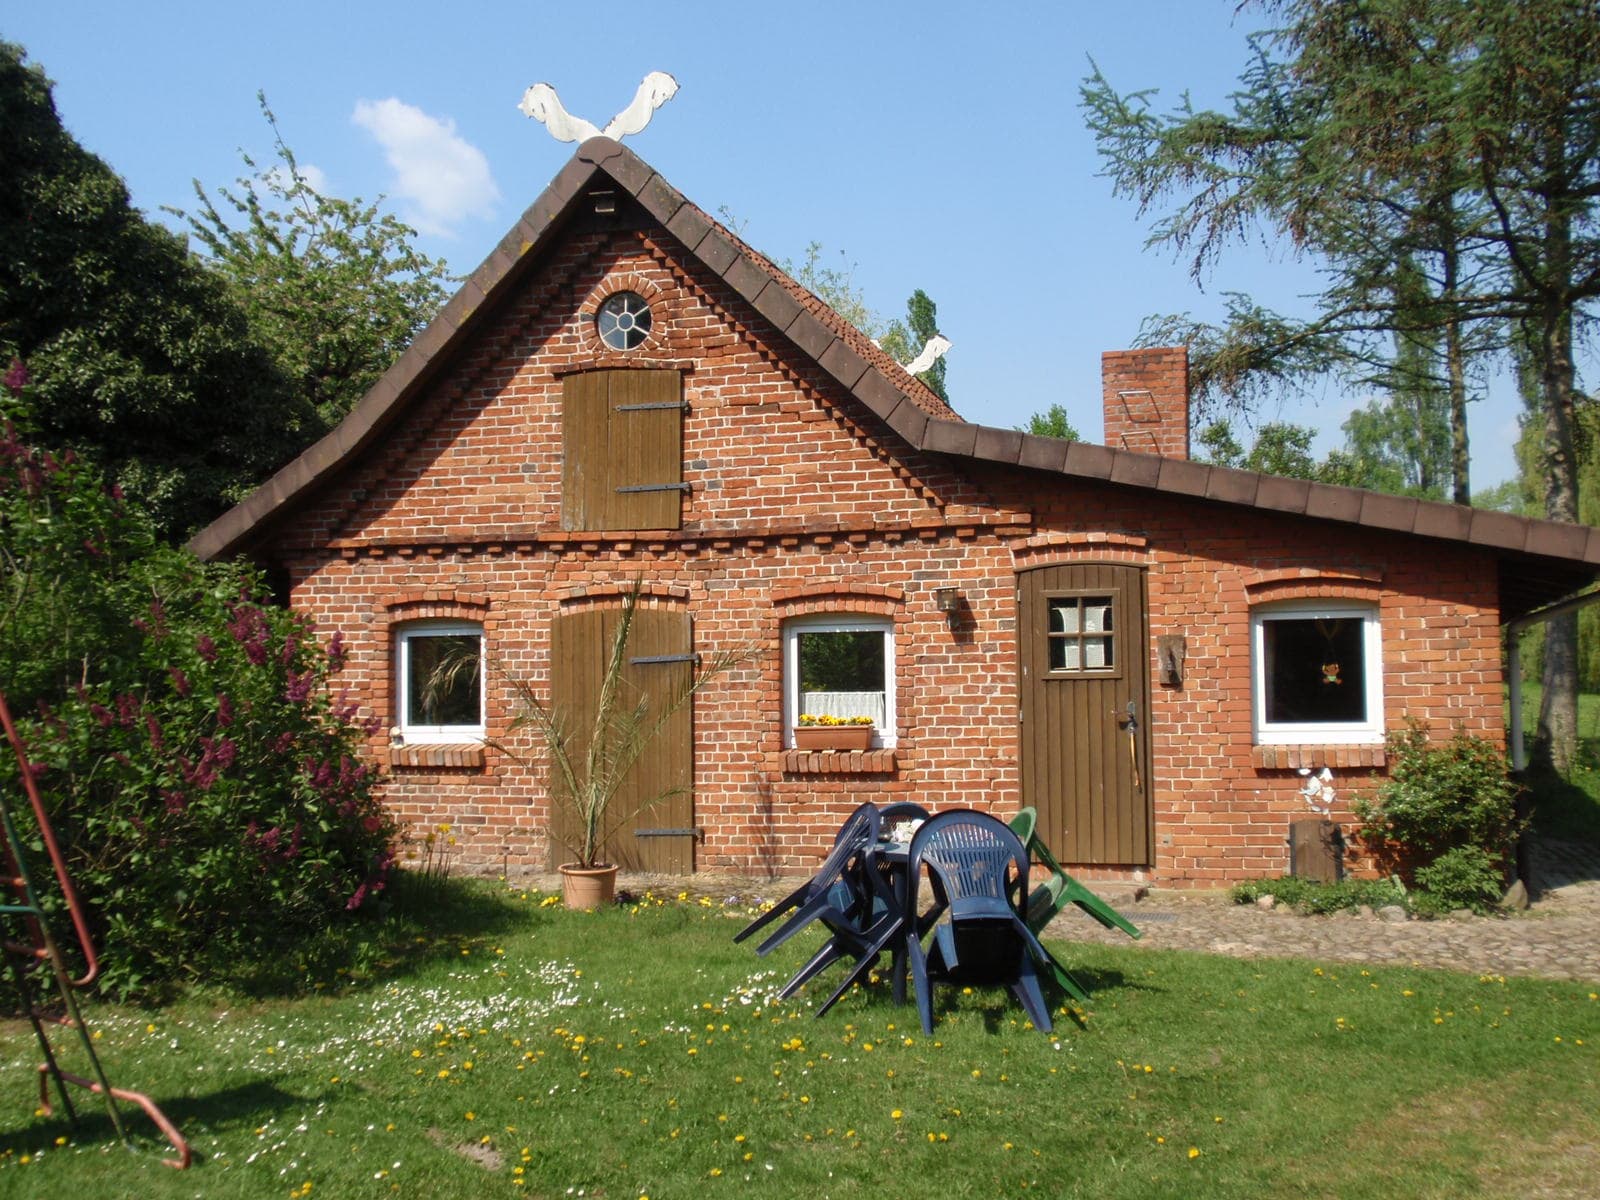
<box><xmin>1317</xmin><ymin>619</ymin><xmax>1344</xmax><ymax>686</ymax></box>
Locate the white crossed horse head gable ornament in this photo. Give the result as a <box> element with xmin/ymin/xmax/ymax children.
<box><xmin>518</xmin><ymin>71</ymin><xmax>678</xmax><ymax>143</ymax></box>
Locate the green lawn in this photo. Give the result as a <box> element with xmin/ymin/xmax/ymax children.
<box><xmin>3</xmin><ymin>878</ymin><xmax>1597</xmax><ymax>1200</ymax></box>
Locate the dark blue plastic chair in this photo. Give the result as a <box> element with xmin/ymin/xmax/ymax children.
<box><xmin>905</xmin><ymin>809</ymin><xmax>1054</xmax><ymax>1034</ymax></box>
<box><xmin>733</xmin><ymin>802</ymin><xmax>881</xmax><ymax>957</ymax></box>
<box><xmin>773</xmin><ymin>835</ymin><xmax>907</xmax><ymax>1018</ymax></box>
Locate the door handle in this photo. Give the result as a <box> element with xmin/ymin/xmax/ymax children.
<box><xmin>1120</xmin><ymin>700</ymin><xmax>1142</xmax><ymax>793</ymax></box>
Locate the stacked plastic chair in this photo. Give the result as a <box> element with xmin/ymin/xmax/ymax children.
<box><xmin>0</xmin><ymin>691</ymin><xmax>189</xmax><ymax>1168</ymax></box>
<box><xmin>1007</xmin><ymin>806</ymin><xmax>1140</xmax><ymax>1002</ymax></box>
<box><xmin>905</xmin><ymin>810</ymin><xmax>1056</xmax><ymax>1034</ymax></box>
<box><xmin>734</xmin><ymin>802</ymin><xmax>908</xmax><ymax>1016</ymax></box>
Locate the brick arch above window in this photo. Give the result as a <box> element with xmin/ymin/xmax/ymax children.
<box><xmin>380</xmin><ymin>591</ymin><xmax>494</xmax><ymax>623</ymax></box>
<box><xmin>1243</xmin><ymin>570</ymin><xmax>1383</xmax><ymax>606</ymax></box>
<box><xmin>1011</xmin><ymin>531</ymin><xmax>1150</xmax><ymax>567</ymax></box>
<box><xmin>555</xmin><ymin>581</ymin><xmax>690</xmax><ymax>605</ymax></box>
<box><xmin>772</xmin><ymin>583</ymin><xmax>904</xmax><ymax>619</ymax></box>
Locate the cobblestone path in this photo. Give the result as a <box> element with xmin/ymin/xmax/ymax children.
<box><xmin>578</xmin><ymin>835</ymin><xmax>1600</xmax><ymax>984</ymax></box>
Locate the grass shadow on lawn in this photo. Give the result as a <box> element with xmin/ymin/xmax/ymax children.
<box><xmin>213</xmin><ymin>872</ymin><xmax>537</xmax><ymax>1000</ymax></box>
<box><xmin>0</xmin><ymin>1078</ymin><xmax>315</xmax><ymax>1168</ymax></box>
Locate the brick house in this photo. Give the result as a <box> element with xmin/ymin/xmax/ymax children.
<box><xmin>192</xmin><ymin>138</ymin><xmax>1600</xmax><ymax>887</ymax></box>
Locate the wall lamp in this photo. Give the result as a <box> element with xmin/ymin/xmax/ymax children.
<box><xmin>933</xmin><ymin>587</ymin><xmax>962</xmax><ymax>616</ymax></box>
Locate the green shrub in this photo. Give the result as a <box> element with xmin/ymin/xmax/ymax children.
<box><xmin>1411</xmin><ymin>845</ymin><xmax>1505</xmax><ymax>915</ymax></box>
<box><xmin>1</xmin><ymin>369</ymin><xmax>395</xmax><ymax>999</ymax></box>
<box><xmin>1229</xmin><ymin>875</ymin><xmax>1408</xmax><ymax>914</ymax></box>
<box><xmin>1354</xmin><ymin>718</ymin><xmax>1524</xmax><ymax>870</ymax></box>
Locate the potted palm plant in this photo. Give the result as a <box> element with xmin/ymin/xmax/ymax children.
<box><xmin>501</xmin><ymin>580</ymin><xmax>751</xmax><ymax>908</ymax></box>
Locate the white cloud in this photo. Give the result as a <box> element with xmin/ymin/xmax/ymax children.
<box><xmin>351</xmin><ymin>98</ymin><xmax>500</xmax><ymax>237</ymax></box>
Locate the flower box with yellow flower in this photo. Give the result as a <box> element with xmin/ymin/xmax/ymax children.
<box><xmin>792</xmin><ymin>713</ymin><xmax>876</xmax><ymax>751</ymax></box>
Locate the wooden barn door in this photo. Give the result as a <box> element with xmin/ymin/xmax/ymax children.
<box><xmin>549</xmin><ymin>603</ymin><xmax>695</xmax><ymax>872</ymax></box>
<box><xmin>1018</xmin><ymin>564</ymin><xmax>1153</xmax><ymax>866</ymax></box>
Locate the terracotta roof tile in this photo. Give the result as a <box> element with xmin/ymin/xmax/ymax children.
<box><xmin>722</xmin><ymin>253</ymin><xmax>770</xmax><ymax>305</ymax></box>
<box><xmin>1205</xmin><ymin>468</ymin><xmax>1259</xmax><ymax>507</ymax></box>
<box><xmin>1304</xmin><ymin>484</ymin><xmax>1365</xmax><ymax>524</ymax></box>
<box><xmin>1062</xmin><ymin>440</ymin><xmax>1117</xmax><ymax>480</ymax></box>
<box><xmin>751</xmin><ymin>279</ymin><xmax>803</xmax><ymax>332</ymax></box>
<box><xmin>974</xmin><ymin>426</ymin><xmax>1024</xmax><ymax>464</ymax></box>
<box><xmin>665</xmin><ymin>202</ymin><xmax>714</xmax><ymax>252</ymax></box>
<box><xmin>818</xmin><ymin>340</ymin><xmax>871</xmax><ymax>392</ymax></box>
<box><xmin>1017</xmin><ymin>434</ymin><xmax>1070</xmax><ymax>474</ymax></box>
<box><xmin>922</xmin><ymin>421</ymin><xmax>978</xmax><ymax>456</ymax></box>
<box><xmin>1156</xmin><ymin>456</ymin><xmax>1213</xmax><ymax>499</ymax></box>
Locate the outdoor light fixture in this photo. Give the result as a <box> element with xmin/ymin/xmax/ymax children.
<box><xmin>934</xmin><ymin>587</ymin><xmax>962</xmax><ymax>616</ymax></box>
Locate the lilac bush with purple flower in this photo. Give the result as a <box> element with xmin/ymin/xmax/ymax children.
<box><xmin>1</xmin><ymin>365</ymin><xmax>395</xmax><ymax>999</ymax></box>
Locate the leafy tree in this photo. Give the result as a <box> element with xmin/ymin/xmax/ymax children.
<box><xmin>1080</xmin><ymin>3</ymin><xmax>1504</xmax><ymax>504</ymax></box>
<box><xmin>0</xmin><ymin>42</ymin><xmax>301</xmax><ymax>537</ymax></box>
<box><xmin>788</xmin><ymin>245</ymin><xmax>950</xmax><ymax>403</ymax></box>
<box><xmin>0</xmin><ymin>368</ymin><xmax>395</xmax><ymax>999</ymax></box>
<box><xmin>884</xmin><ymin>288</ymin><xmax>948</xmax><ymax>402</ymax></box>
<box><xmin>173</xmin><ymin>95</ymin><xmax>453</xmax><ymax>436</ymax></box>
<box><xmin>790</xmin><ymin>242</ymin><xmax>879</xmax><ymax>333</ymax></box>
<box><xmin>1197</xmin><ymin>419</ymin><xmax>1320</xmax><ymax>479</ymax></box>
<box><xmin>1083</xmin><ymin>1</ymin><xmax>1600</xmax><ymax>768</ymax></box>
<box><xmin>1018</xmin><ymin>404</ymin><xmax>1083</xmax><ymax>441</ymax></box>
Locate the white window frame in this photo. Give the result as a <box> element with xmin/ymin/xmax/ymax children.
<box><xmin>1251</xmin><ymin>601</ymin><xmax>1384</xmax><ymax>744</ymax></box>
<box><xmin>396</xmin><ymin>620</ymin><xmax>485</xmax><ymax>743</ymax></box>
<box><xmin>782</xmin><ymin>615</ymin><xmax>897</xmax><ymax>749</ymax></box>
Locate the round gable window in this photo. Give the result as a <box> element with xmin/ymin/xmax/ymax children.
<box><xmin>596</xmin><ymin>291</ymin><xmax>652</xmax><ymax>351</ymax></box>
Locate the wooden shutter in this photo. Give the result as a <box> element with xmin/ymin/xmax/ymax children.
<box><xmin>549</xmin><ymin>604</ymin><xmax>695</xmax><ymax>872</ymax></box>
<box><xmin>561</xmin><ymin>369</ymin><xmax>683</xmax><ymax>531</ymax></box>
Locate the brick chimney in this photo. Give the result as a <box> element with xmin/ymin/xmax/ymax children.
<box><xmin>1101</xmin><ymin>346</ymin><xmax>1190</xmax><ymax>459</ymax></box>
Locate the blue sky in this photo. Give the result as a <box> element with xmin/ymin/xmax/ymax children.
<box><xmin>6</xmin><ymin>1</ymin><xmax>1537</xmax><ymax>486</ymax></box>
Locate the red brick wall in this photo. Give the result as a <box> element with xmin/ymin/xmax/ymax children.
<box><xmin>271</xmin><ymin>224</ymin><xmax>1505</xmax><ymax>887</ymax></box>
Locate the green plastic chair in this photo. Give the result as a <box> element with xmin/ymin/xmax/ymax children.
<box><xmin>1007</xmin><ymin>808</ymin><xmax>1141</xmax><ymax>1002</ymax></box>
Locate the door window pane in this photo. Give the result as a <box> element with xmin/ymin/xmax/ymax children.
<box><xmin>1048</xmin><ymin>595</ymin><xmax>1116</xmax><ymax>673</ymax></box>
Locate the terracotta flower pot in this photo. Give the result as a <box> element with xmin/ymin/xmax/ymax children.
<box><xmin>559</xmin><ymin>862</ymin><xmax>619</xmax><ymax>910</ymax></box>
<box><xmin>792</xmin><ymin>725</ymin><xmax>875</xmax><ymax>751</ymax></box>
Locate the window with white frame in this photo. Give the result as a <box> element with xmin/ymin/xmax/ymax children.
<box><xmin>783</xmin><ymin>615</ymin><xmax>896</xmax><ymax>747</ymax></box>
<box><xmin>396</xmin><ymin>620</ymin><xmax>484</xmax><ymax>743</ymax></box>
<box><xmin>1251</xmin><ymin>602</ymin><xmax>1383</xmax><ymax>743</ymax></box>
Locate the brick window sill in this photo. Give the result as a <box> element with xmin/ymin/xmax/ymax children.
<box><xmin>389</xmin><ymin>743</ymin><xmax>486</xmax><ymax>770</ymax></box>
<box><xmin>781</xmin><ymin>748</ymin><xmax>898</xmax><ymax>775</ymax></box>
<box><xmin>1252</xmin><ymin>744</ymin><xmax>1386</xmax><ymax>771</ymax></box>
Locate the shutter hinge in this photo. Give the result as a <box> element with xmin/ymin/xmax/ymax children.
<box><xmin>616</xmin><ymin>482</ymin><xmax>690</xmax><ymax>494</ymax></box>
<box><xmin>614</xmin><ymin>401</ymin><xmax>690</xmax><ymax>412</ymax></box>
<box><xmin>633</xmin><ymin>827</ymin><xmax>703</xmax><ymax>839</ymax></box>
<box><xmin>630</xmin><ymin>653</ymin><xmax>700</xmax><ymax>666</ymax></box>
